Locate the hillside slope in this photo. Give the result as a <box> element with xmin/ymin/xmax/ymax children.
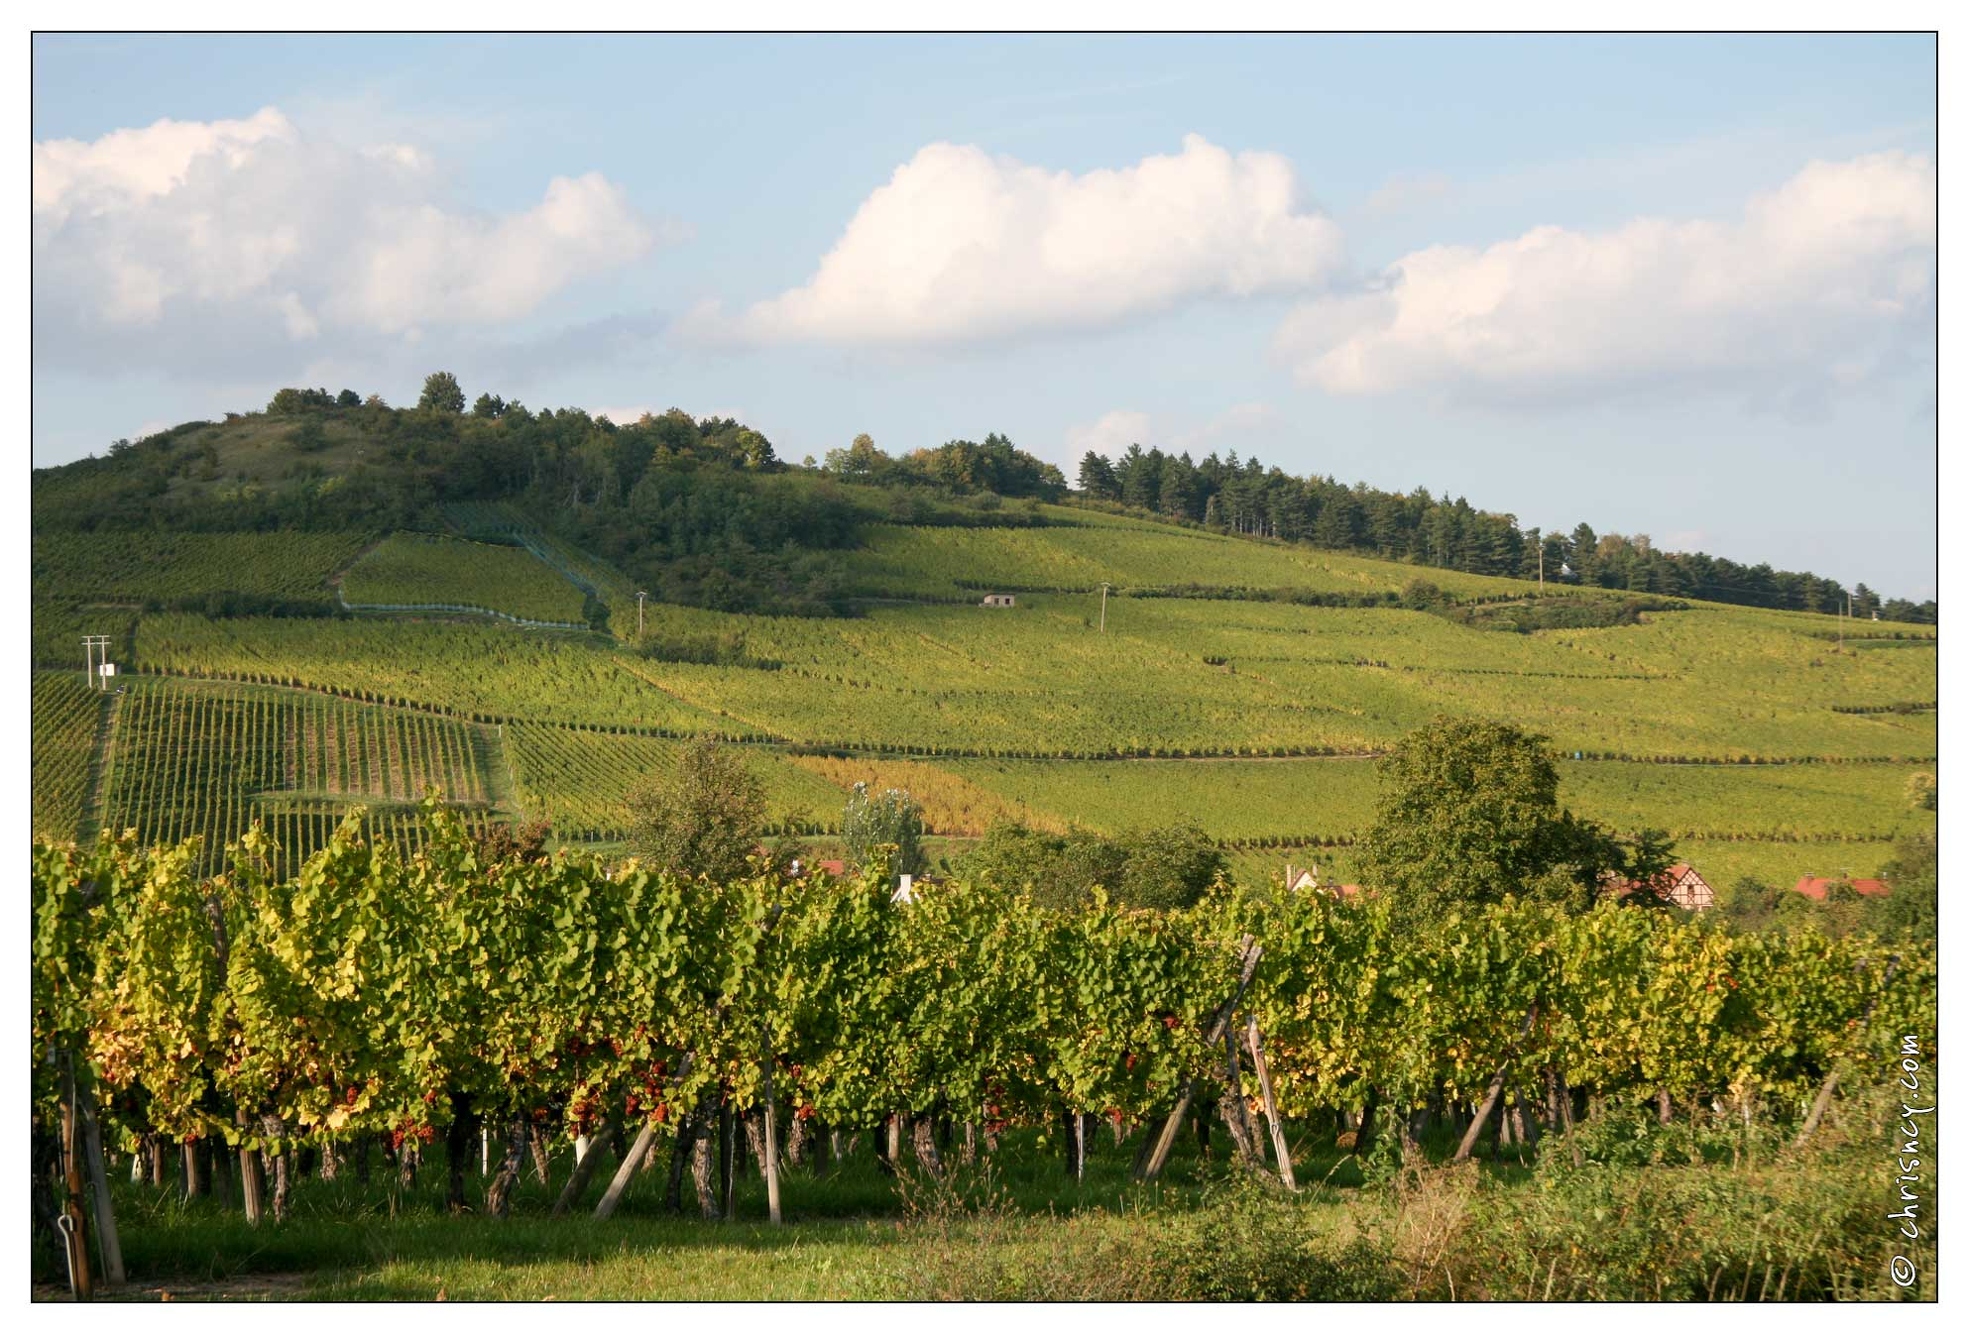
<box><xmin>32</xmin><ymin>397</ymin><xmax>1935</xmax><ymax>892</ymax></box>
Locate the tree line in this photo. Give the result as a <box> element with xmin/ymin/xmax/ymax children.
<box><xmin>32</xmin><ymin>370</ymin><xmax>1934</xmax><ymax>621</ymax></box>
<box><xmin>1075</xmin><ymin>443</ymin><xmax>1935</xmax><ymax>622</ymax></box>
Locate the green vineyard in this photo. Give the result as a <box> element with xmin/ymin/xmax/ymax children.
<box><xmin>445</xmin><ymin>500</ymin><xmax>639</xmax><ymax>633</ymax></box>
<box><xmin>30</xmin><ymin>449</ymin><xmax>1938</xmax><ymax>896</ymax></box>
<box><xmin>30</xmin><ymin>671</ymin><xmax>102</xmax><ymax>841</ymax></box>
<box><xmin>840</xmin><ymin>511</ymin><xmax>1534</xmax><ymax>601</ymax></box>
<box><xmin>97</xmin><ymin>679</ymin><xmax>496</xmax><ymax>872</ymax></box>
<box><xmin>132</xmin><ymin>614</ymin><xmax>738</xmax><ymax>733</ymax></box>
<box><xmin>33</xmin><ymin>530</ymin><xmax>371</xmax><ymax>607</ymax></box>
<box><xmin>340</xmin><ymin>532</ymin><xmax>591</xmax><ymax>624</ymax></box>
<box><xmin>504</xmin><ymin>722</ymin><xmax>846</xmax><ymax>840</ymax></box>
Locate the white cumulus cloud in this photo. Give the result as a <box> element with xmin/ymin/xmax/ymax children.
<box><xmin>690</xmin><ymin>134</ymin><xmax>1345</xmax><ymax>346</ymax></box>
<box><xmin>33</xmin><ymin>107</ymin><xmax>659</xmax><ymax>373</ymax></box>
<box><xmin>1064</xmin><ymin>409</ymin><xmax>1153</xmax><ymax>460</ymax></box>
<box><xmin>1273</xmin><ymin>152</ymin><xmax>1935</xmax><ymax>406</ymax></box>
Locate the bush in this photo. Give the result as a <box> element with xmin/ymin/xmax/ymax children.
<box><xmin>1151</xmin><ymin>1176</ymin><xmax>1400</xmax><ymax>1300</ymax></box>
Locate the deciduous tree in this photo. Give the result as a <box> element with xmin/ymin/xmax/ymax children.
<box><xmin>626</xmin><ymin>739</ymin><xmax>766</xmax><ymax>883</ymax></box>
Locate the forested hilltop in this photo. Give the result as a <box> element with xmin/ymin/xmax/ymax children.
<box><xmin>32</xmin><ymin>372</ymin><xmax>1936</xmax><ymax>622</ymax></box>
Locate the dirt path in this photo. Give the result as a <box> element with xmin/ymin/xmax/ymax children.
<box><xmin>34</xmin><ymin>1273</ymin><xmax>312</xmax><ymax>1302</ymax></box>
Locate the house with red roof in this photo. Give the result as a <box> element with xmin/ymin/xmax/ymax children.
<box><xmin>1607</xmin><ymin>862</ymin><xmax>1716</xmax><ymax>910</ymax></box>
<box><xmin>1791</xmin><ymin>876</ymin><xmax>1890</xmax><ymax>901</ymax></box>
<box><xmin>1284</xmin><ymin>864</ymin><xmax>1364</xmax><ymax>900</ymax></box>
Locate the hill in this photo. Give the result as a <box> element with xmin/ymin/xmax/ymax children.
<box><xmin>31</xmin><ymin>390</ymin><xmax>1936</xmax><ymax>890</ymax></box>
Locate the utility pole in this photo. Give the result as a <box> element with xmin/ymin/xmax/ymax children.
<box><xmin>1099</xmin><ymin>582</ymin><xmax>1111</xmax><ymax>633</ymax></box>
<box><xmin>81</xmin><ymin>636</ymin><xmax>110</xmax><ymax>691</ymax></box>
<box><xmin>636</xmin><ymin>590</ymin><xmax>647</xmax><ymax>637</ymax></box>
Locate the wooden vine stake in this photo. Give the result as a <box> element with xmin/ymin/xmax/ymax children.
<box><xmin>58</xmin><ymin>1053</ymin><xmax>94</xmax><ymax>1301</ymax></box>
<box><xmin>78</xmin><ymin>1078</ymin><xmax>125</xmax><ymax>1284</ymax></box>
<box><xmin>1219</xmin><ymin>1022</ymin><xmax>1269</xmax><ymax>1170</ymax></box>
<box><xmin>592</xmin><ymin>1120</ymin><xmax>659</xmax><ymax>1220</ymax></box>
<box><xmin>551</xmin><ymin>1115</ymin><xmax>614</xmax><ymax>1217</ymax></box>
<box><xmin>1245</xmin><ymin>1016</ymin><xmax>1296</xmax><ymax>1190</ymax></box>
<box><xmin>760</xmin><ymin>1058</ymin><xmax>783</xmax><ymax>1226</ymax></box>
<box><xmin>1797</xmin><ymin>955</ymin><xmax>1900</xmax><ymax>1146</ymax></box>
<box><xmin>1453</xmin><ymin>1004</ymin><xmax>1538</xmax><ymax>1163</ymax></box>
<box><xmin>1138</xmin><ymin>935</ymin><xmax>1262</xmax><ymax>1181</ymax></box>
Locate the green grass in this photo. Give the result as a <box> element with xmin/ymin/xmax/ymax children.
<box><xmin>341</xmin><ymin>532</ymin><xmax>589</xmax><ymax>624</ymax></box>
<box><xmin>1560</xmin><ymin>758</ymin><xmax>1937</xmax><ymax>840</ymax></box>
<box><xmin>50</xmin><ymin>1100</ymin><xmax>1930</xmax><ymax>1302</ymax></box>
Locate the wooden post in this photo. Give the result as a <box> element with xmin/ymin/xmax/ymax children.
<box><xmin>911</xmin><ymin>1113</ymin><xmax>944</xmax><ymax>1176</ymax></box>
<box><xmin>761</xmin><ymin>1061</ymin><xmax>783</xmax><ymax>1226</ymax></box>
<box><xmin>1455</xmin><ymin>1069</ymin><xmax>1511</xmax><ymax>1163</ymax></box>
<box><xmin>1246</xmin><ymin>1017</ymin><xmax>1296</xmax><ymax>1189</ymax></box>
<box><xmin>592</xmin><ymin>1120</ymin><xmax>659</xmax><ymax>1220</ymax></box>
<box><xmin>1062</xmin><ymin>1105</ymin><xmax>1083</xmax><ymax>1182</ymax></box>
<box><xmin>1219</xmin><ymin>1024</ymin><xmax>1267</xmax><ymax>1168</ymax></box>
<box><xmin>78</xmin><ymin>1085</ymin><xmax>125</xmax><ymax>1285</ymax></box>
<box><xmin>552</xmin><ymin>1115</ymin><xmax>615</xmax><ymax>1218</ymax></box>
<box><xmin>1139</xmin><ymin>936</ymin><xmax>1263</xmax><ymax>1181</ymax></box>
<box><xmin>1453</xmin><ymin>1005</ymin><xmax>1539</xmax><ymax>1163</ymax></box>
<box><xmin>183</xmin><ymin>1139</ymin><xmax>206</xmax><ymax>1198</ymax></box>
<box><xmin>719</xmin><ymin>1103</ymin><xmax>736</xmax><ymax>1221</ymax></box>
<box><xmin>1516</xmin><ymin>1085</ymin><xmax>1539</xmax><ymax>1151</ymax></box>
<box><xmin>529</xmin><ymin>1123</ymin><xmax>552</xmax><ymax>1184</ymax></box>
<box><xmin>240</xmin><ymin>1142</ymin><xmax>266</xmax><ymax>1225</ymax></box>
<box><xmin>210</xmin><ymin>1135</ymin><xmax>234</xmax><ymax>1210</ymax></box>
<box><xmin>59</xmin><ymin>1056</ymin><xmax>94</xmax><ymax>1301</ymax></box>
<box><xmin>1797</xmin><ymin>956</ymin><xmax>1900</xmax><ymax>1147</ymax></box>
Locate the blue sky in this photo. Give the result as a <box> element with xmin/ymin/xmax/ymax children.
<box><xmin>31</xmin><ymin>33</ymin><xmax>1937</xmax><ymax>597</ymax></box>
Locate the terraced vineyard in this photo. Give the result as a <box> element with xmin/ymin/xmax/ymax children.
<box><xmin>446</xmin><ymin>501</ymin><xmax>639</xmax><ymax>634</ymax></box>
<box><xmin>341</xmin><ymin>532</ymin><xmax>590</xmax><ymax>624</ymax></box>
<box><xmin>133</xmin><ymin>614</ymin><xmax>739</xmax><ymax>733</ymax></box>
<box><xmin>30</xmin><ymin>671</ymin><xmax>102</xmax><ymax>841</ymax></box>
<box><xmin>33</xmin><ymin>530</ymin><xmax>370</xmax><ymax>606</ymax></box>
<box><xmin>605</xmin><ymin>593</ymin><xmax>1936</xmax><ymax>760</ymax></box>
<box><xmin>841</xmin><ymin>512</ymin><xmax>1532</xmax><ymax>601</ymax></box>
<box><xmin>97</xmin><ymin>678</ymin><xmax>495</xmax><ymax>871</ymax></box>
<box><xmin>31</xmin><ymin>478</ymin><xmax>1938</xmax><ymax>895</ymax></box>
<box><xmin>942</xmin><ymin>752</ymin><xmax>1936</xmax><ymax>861</ymax></box>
